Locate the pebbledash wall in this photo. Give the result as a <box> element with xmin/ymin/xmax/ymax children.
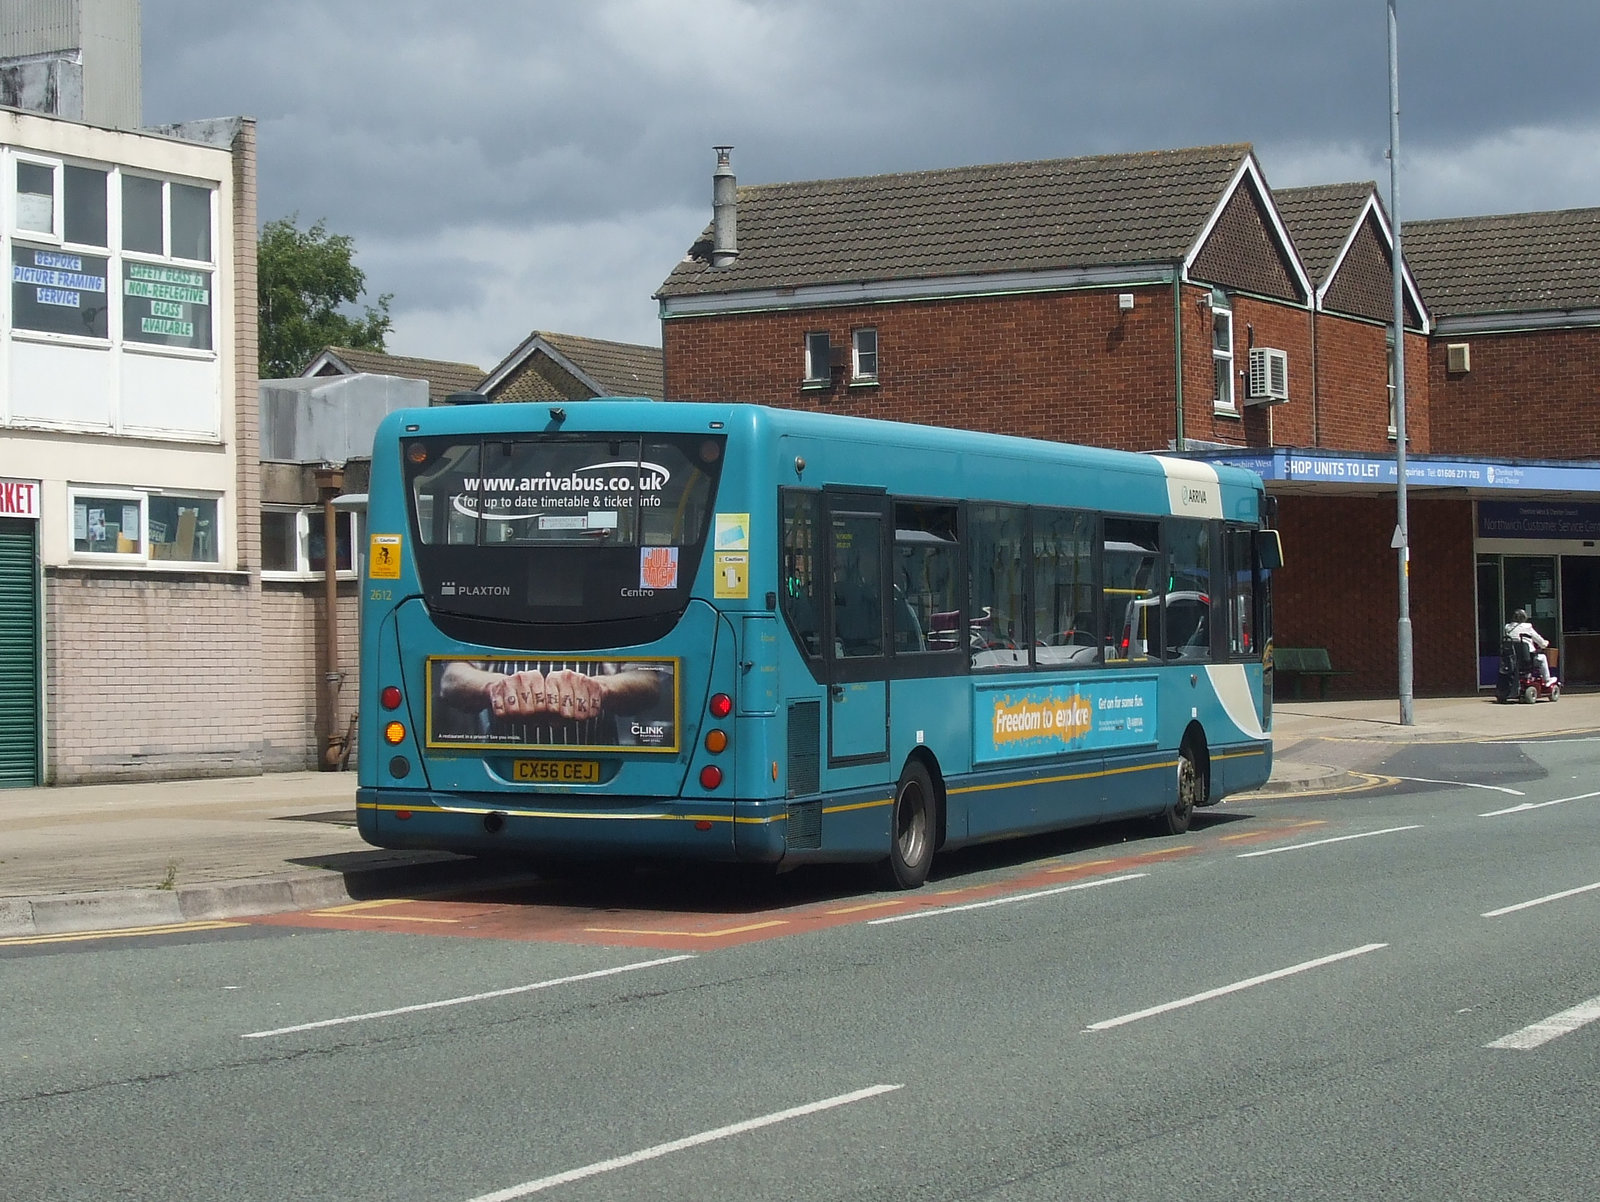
<box><xmin>2</xmin><ymin>108</ymin><xmax>264</xmax><ymax>783</ymax></box>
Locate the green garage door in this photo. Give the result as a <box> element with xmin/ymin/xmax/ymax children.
<box><xmin>0</xmin><ymin>518</ymin><xmax>40</xmax><ymax>787</ymax></box>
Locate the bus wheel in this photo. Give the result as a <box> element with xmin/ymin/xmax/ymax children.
<box><xmin>880</xmin><ymin>761</ymin><xmax>936</xmax><ymax>890</ymax></box>
<box><xmin>1157</xmin><ymin>742</ymin><xmax>1201</xmax><ymax>835</ymax></box>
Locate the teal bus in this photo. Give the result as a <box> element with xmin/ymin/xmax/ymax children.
<box><xmin>357</xmin><ymin>400</ymin><xmax>1279</xmax><ymax>888</ymax></box>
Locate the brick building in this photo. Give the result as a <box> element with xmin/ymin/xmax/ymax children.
<box><xmin>655</xmin><ymin>145</ymin><xmax>1600</xmax><ymax>696</ymax></box>
<box><xmin>1406</xmin><ymin>208</ymin><xmax>1600</xmax><ymax>687</ymax></box>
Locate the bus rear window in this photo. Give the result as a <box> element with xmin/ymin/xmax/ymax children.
<box><xmin>408</xmin><ymin>436</ymin><xmax>718</xmax><ymax>548</ymax></box>
<box><xmin>402</xmin><ymin>433</ymin><xmax>724</xmax><ymax>637</ymax></box>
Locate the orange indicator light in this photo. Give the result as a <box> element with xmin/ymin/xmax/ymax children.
<box><xmin>704</xmin><ymin>729</ymin><xmax>728</xmax><ymax>754</ymax></box>
<box><xmin>384</xmin><ymin>721</ymin><xmax>406</xmax><ymax>745</ymax></box>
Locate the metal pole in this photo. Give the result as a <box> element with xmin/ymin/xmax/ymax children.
<box><xmin>1389</xmin><ymin>0</ymin><xmax>1414</xmax><ymax>725</ymax></box>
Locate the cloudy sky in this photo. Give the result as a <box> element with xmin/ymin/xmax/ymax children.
<box><xmin>141</xmin><ymin>0</ymin><xmax>1600</xmax><ymax>374</ymax></box>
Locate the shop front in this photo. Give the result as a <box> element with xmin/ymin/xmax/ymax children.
<box><xmin>1475</xmin><ymin>499</ymin><xmax>1600</xmax><ymax>688</ymax></box>
<box><xmin>1187</xmin><ymin>449</ymin><xmax>1600</xmax><ymax>696</ymax></box>
<box><xmin>0</xmin><ymin>477</ymin><xmax>42</xmax><ymax>786</ymax></box>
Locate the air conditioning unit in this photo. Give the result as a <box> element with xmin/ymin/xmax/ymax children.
<box><xmin>1247</xmin><ymin>347</ymin><xmax>1289</xmax><ymax>405</ymax></box>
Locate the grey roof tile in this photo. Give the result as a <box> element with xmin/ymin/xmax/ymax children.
<box><xmin>1403</xmin><ymin>207</ymin><xmax>1600</xmax><ymax>318</ymax></box>
<box><xmin>311</xmin><ymin>346</ymin><xmax>486</xmax><ymax>399</ymax></box>
<box><xmin>657</xmin><ymin>144</ymin><xmax>1255</xmax><ymax>297</ymax></box>
<box><xmin>539</xmin><ymin>332</ymin><xmax>664</xmax><ymax>399</ymax></box>
<box><xmin>1274</xmin><ymin>182</ymin><xmax>1380</xmax><ymax>286</ymax></box>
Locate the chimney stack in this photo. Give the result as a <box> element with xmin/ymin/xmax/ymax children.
<box><xmin>712</xmin><ymin>146</ymin><xmax>738</xmax><ymax>269</ymax></box>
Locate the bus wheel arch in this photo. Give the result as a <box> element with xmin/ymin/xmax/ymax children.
<box><xmin>1156</xmin><ymin>724</ymin><xmax>1209</xmax><ymax>835</ymax></box>
<box><xmin>879</xmin><ymin>753</ymin><xmax>942</xmax><ymax>890</ymax></box>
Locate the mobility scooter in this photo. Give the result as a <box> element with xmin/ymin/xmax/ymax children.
<box><xmin>1495</xmin><ymin>634</ymin><xmax>1561</xmax><ymax>704</ymax></box>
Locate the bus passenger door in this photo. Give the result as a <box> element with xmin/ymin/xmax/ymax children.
<box><xmin>824</xmin><ymin>491</ymin><xmax>890</xmax><ymax>764</ymax></box>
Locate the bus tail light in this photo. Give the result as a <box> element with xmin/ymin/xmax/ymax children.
<box><xmin>709</xmin><ymin>692</ymin><xmax>733</xmax><ymax>719</ymax></box>
<box><xmin>699</xmin><ymin>765</ymin><xmax>723</xmax><ymax>789</ymax></box>
<box><xmin>380</xmin><ymin>686</ymin><xmax>403</xmax><ymax>710</ymax></box>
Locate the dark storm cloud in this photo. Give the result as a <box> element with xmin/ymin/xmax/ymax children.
<box><xmin>139</xmin><ymin>0</ymin><xmax>1600</xmax><ymax>367</ymax></box>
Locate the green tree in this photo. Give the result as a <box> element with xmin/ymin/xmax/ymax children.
<box><xmin>258</xmin><ymin>215</ymin><xmax>392</xmax><ymax>377</ymax></box>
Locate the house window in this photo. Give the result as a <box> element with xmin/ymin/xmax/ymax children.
<box><xmin>262</xmin><ymin>507</ymin><xmax>358</xmax><ymax>577</ymax></box>
<box><xmin>11</xmin><ymin>244</ymin><xmax>110</xmax><ymax>339</ymax></box>
<box><xmin>13</xmin><ymin>156</ymin><xmax>112</xmax><ymax>247</ymax></box>
<box><xmin>804</xmin><ymin>331</ymin><xmax>832</xmax><ymax>386</ymax></box>
<box><xmin>852</xmin><ymin>328</ymin><xmax>879</xmax><ymax>383</ymax></box>
<box><xmin>1387</xmin><ymin>342</ymin><xmax>1398</xmax><ymax>437</ymax></box>
<box><xmin>15</xmin><ymin>159</ymin><xmax>55</xmax><ymax>235</ymax></box>
<box><xmin>70</xmin><ymin>487</ymin><xmax>221</xmax><ymax>563</ymax></box>
<box><xmin>1212</xmin><ymin>297</ymin><xmax>1235</xmax><ymax>414</ymax></box>
<box><xmin>121</xmin><ymin>174</ymin><xmax>215</xmax><ymax>351</ymax></box>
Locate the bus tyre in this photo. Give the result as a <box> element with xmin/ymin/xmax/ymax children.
<box><xmin>1157</xmin><ymin>742</ymin><xmax>1201</xmax><ymax>836</ymax></box>
<box><xmin>881</xmin><ymin>761</ymin><xmax>936</xmax><ymax>890</ymax></box>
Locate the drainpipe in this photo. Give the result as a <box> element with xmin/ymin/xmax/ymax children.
<box><xmin>315</xmin><ymin>466</ymin><xmax>346</xmax><ymax>768</ymax></box>
<box><xmin>1172</xmin><ymin>269</ymin><xmax>1185</xmax><ymax>451</ymax></box>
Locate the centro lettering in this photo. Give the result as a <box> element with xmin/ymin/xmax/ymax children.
<box><xmin>620</xmin><ymin>587</ymin><xmax>657</xmax><ymax>597</ymax></box>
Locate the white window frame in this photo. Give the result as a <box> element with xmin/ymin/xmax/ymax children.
<box><xmin>119</xmin><ymin>172</ymin><xmax>215</xmax><ymax>265</ymax></box>
<box><xmin>118</xmin><ymin>171</ymin><xmax>218</xmax><ymax>356</ymax></box>
<box><xmin>68</xmin><ymin>485</ymin><xmax>225</xmax><ymax>567</ymax></box>
<box><xmin>12</xmin><ymin>153</ymin><xmax>62</xmax><ymax>241</ymax></box>
<box><xmin>261</xmin><ymin>506</ymin><xmax>360</xmax><ymax>580</ymax></box>
<box><xmin>851</xmin><ymin>327</ymin><xmax>879</xmax><ymax>384</ymax></box>
<box><xmin>1387</xmin><ymin>343</ymin><xmax>1398</xmax><ymax>438</ymax></box>
<box><xmin>803</xmin><ymin>331</ymin><xmax>832</xmax><ymax>386</ymax></box>
<box><xmin>1212</xmin><ymin>300</ymin><xmax>1236</xmax><ymax>415</ymax></box>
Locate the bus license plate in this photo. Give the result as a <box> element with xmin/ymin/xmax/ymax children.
<box><xmin>513</xmin><ymin>759</ymin><xmax>601</xmax><ymax>784</ymax></box>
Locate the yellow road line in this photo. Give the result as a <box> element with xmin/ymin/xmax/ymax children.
<box><xmin>0</xmin><ymin>919</ymin><xmax>246</xmax><ymax>947</ymax></box>
<box><xmin>826</xmin><ymin>899</ymin><xmax>908</xmax><ymax>915</ymax></box>
<box><xmin>585</xmin><ymin>920</ymin><xmax>789</xmax><ymax>938</ymax></box>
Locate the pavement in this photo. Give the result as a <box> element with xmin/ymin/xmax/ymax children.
<box><xmin>4</xmin><ymin>691</ymin><xmax>1597</xmax><ymax>941</ymax></box>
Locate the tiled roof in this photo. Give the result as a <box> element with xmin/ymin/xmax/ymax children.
<box><xmin>310</xmin><ymin>347</ymin><xmax>486</xmax><ymax>399</ymax></box>
<box><xmin>539</xmin><ymin>332</ymin><xmax>664</xmax><ymax>399</ymax></box>
<box><xmin>1402</xmin><ymin>208</ymin><xmax>1600</xmax><ymax>318</ymax></box>
<box><xmin>656</xmin><ymin>144</ymin><xmax>1254</xmax><ymax>298</ymax></box>
<box><xmin>1274</xmin><ymin>183</ymin><xmax>1379</xmax><ymax>285</ymax></box>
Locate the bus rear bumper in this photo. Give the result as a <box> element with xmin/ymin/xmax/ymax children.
<box><xmin>356</xmin><ymin>787</ymin><xmax>789</xmax><ymax>863</ymax></box>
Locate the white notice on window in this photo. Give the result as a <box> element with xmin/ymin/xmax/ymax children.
<box><xmin>17</xmin><ymin>193</ymin><xmax>52</xmax><ymax>232</ymax></box>
<box><xmin>122</xmin><ymin>505</ymin><xmax>140</xmax><ymax>536</ymax></box>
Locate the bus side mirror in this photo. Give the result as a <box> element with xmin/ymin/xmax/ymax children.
<box><xmin>1256</xmin><ymin>529</ymin><xmax>1284</xmax><ymax>571</ymax></box>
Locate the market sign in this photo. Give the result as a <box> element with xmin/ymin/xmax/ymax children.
<box><xmin>0</xmin><ymin>478</ymin><xmax>41</xmax><ymax>519</ymax></box>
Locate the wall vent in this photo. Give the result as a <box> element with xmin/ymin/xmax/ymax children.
<box><xmin>1446</xmin><ymin>343</ymin><xmax>1471</xmax><ymax>373</ymax></box>
<box><xmin>1246</xmin><ymin>347</ymin><xmax>1289</xmax><ymax>404</ymax></box>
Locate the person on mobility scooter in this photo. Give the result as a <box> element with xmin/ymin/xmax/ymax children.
<box><xmin>1496</xmin><ymin>608</ymin><xmax>1560</xmax><ymax>703</ymax></box>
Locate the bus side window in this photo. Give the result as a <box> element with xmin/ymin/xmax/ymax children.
<box><xmin>1226</xmin><ymin>526</ymin><xmax>1256</xmax><ymax>657</ymax></box>
<box><xmin>893</xmin><ymin>501</ymin><xmax>959</xmax><ymax>656</ymax></box>
<box><xmin>969</xmin><ymin>503</ymin><xmax>1027</xmax><ymax>669</ymax></box>
<box><xmin>781</xmin><ymin>490</ymin><xmax>823</xmax><ymax>657</ymax></box>
<box><xmin>1164</xmin><ymin>518</ymin><xmax>1213</xmax><ymax>662</ymax></box>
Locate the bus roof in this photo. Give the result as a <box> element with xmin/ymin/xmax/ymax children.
<box><xmin>376</xmin><ymin>398</ymin><xmax>1267</xmax><ymax>505</ymax></box>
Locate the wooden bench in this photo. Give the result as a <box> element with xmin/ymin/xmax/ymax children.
<box><xmin>1273</xmin><ymin>647</ymin><xmax>1351</xmax><ymax>700</ymax></box>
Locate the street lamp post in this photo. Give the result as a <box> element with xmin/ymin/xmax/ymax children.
<box><xmin>1389</xmin><ymin>0</ymin><xmax>1415</xmax><ymax>725</ymax></box>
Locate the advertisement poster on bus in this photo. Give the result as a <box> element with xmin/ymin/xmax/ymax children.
<box><xmin>425</xmin><ymin>656</ymin><xmax>679</xmax><ymax>753</ymax></box>
<box><xmin>973</xmin><ymin>678</ymin><xmax>1159</xmax><ymax>763</ymax></box>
